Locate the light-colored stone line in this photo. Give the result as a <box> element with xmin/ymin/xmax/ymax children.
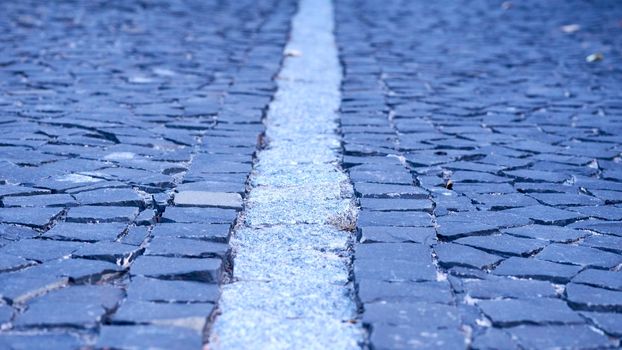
<box><xmin>208</xmin><ymin>0</ymin><xmax>363</xmax><ymax>348</ymax></box>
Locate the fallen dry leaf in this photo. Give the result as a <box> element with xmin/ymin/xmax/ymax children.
<box><xmin>284</xmin><ymin>49</ymin><xmax>302</xmax><ymax>57</ymax></box>
<box><xmin>586</xmin><ymin>52</ymin><xmax>604</xmax><ymax>63</ymax></box>
<box><xmin>561</xmin><ymin>24</ymin><xmax>580</xmax><ymax>33</ymax></box>
<box><xmin>445</xmin><ymin>180</ymin><xmax>454</xmax><ymax>190</ymax></box>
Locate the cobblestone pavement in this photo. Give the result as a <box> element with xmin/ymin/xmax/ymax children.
<box><xmin>336</xmin><ymin>0</ymin><xmax>622</xmax><ymax>349</ymax></box>
<box><xmin>1</xmin><ymin>0</ymin><xmax>622</xmax><ymax>349</ymax></box>
<box><xmin>0</xmin><ymin>0</ymin><xmax>294</xmax><ymax>348</ymax></box>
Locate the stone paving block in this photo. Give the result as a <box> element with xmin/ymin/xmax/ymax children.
<box><xmin>363</xmin><ymin>302</ymin><xmax>461</xmax><ymax>330</ymax></box>
<box><xmin>507</xmin><ymin>324</ymin><xmax>615</xmax><ymax>349</ymax></box>
<box><xmin>536</xmin><ymin>243</ymin><xmax>622</xmax><ymax>268</ymax></box>
<box><xmin>580</xmin><ymin>312</ymin><xmax>622</xmax><ymax>337</ymax></box>
<box><xmin>0</xmin><ymin>239</ymin><xmax>83</xmax><ymax>261</ymax></box>
<box><xmin>0</xmin><ymin>332</ymin><xmax>81</xmax><ymax>350</ymax></box>
<box><xmin>354</xmin><ymin>258</ymin><xmax>437</xmax><ymax>282</ymax></box>
<box><xmin>0</xmin><ymin>208</ymin><xmax>63</xmax><ymax>228</ymax></box>
<box><xmin>354</xmin><ymin>182</ymin><xmax>427</xmax><ymax>198</ymax></box>
<box><xmin>97</xmin><ymin>325</ymin><xmax>202</xmax><ymax>350</ymax></box>
<box><xmin>0</xmin><ymin>253</ymin><xmax>34</xmax><ymax>273</ymax></box>
<box><xmin>358</xmin><ymin>280</ymin><xmax>453</xmax><ymax>304</ymax></box>
<box><xmin>112</xmin><ymin>300</ymin><xmax>214</xmax><ymax>325</ymax></box>
<box><xmin>572</xmin><ymin>269</ymin><xmax>622</xmax><ymax>290</ymax></box>
<box><xmin>360</xmin><ymin>198</ymin><xmax>432</xmax><ymax>212</ymax></box>
<box><xmin>454</xmin><ymin>234</ymin><xmax>547</xmax><ymax>256</ymax></box>
<box><xmin>161</xmin><ymin>207</ymin><xmax>237</xmax><ymax>224</ymax></box>
<box><xmin>66</xmin><ymin>206</ymin><xmax>139</xmax><ymax>223</ymax></box>
<box><xmin>493</xmin><ymin>257</ymin><xmax>582</xmax><ymax>283</ymax></box>
<box><xmin>2</xmin><ymin>194</ymin><xmax>76</xmax><ymax>208</ymax></box>
<box><xmin>146</xmin><ymin>237</ymin><xmax>228</xmax><ymax>258</ymax></box>
<box><xmin>369</xmin><ymin>324</ymin><xmax>466</xmax><ymax>350</ymax></box>
<box><xmin>566</xmin><ymin>283</ymin><xmax>622</xmax><ymax>312</ymax></box>
<box><xmin>73</xmin><ymin>242</ymin><xmax>142</xmax><ymax>263</ymax></box>
<box><xmin>462</xmin><ymin>277</ymin><xmax>556</xmax><ymax>299</ymax></box>
<box><xmin>13</xmin><ymin>285</ymin><xmax>122</xmax><ymax>328</ymax></box>
<box><xmin>151</xmin><ymin>223</ymin><xmax>231</xmax><ymax>242</ymax></box>
<box><xmin>434</xmin><ymin>243</ymin><xmax>502</xmax><ymax>270</ymax></box>
<box><xmin>131</xmin><ymin>256</ymin><xmax>222</xmax><ymax>283</ymax></box>
<box><xmin>121</xmin><ymin>225</ymin><xmax>150</xmax><ymax>245</ymax></box>
<box><xmin>74</xmin><ymin>188</ymin><xmax>144</xmax><ymax>207</ymax></box>
<box><xmin>126</xmin><ymin>276</ymin><xmax>219</xmax><ymax>303</ymax></box>
<box><xmin>471</xmin><ymin>328</ymin><xmax>519</xmax><ymax>350</ymax></box>
<box><xmin>43</xmin><ymin>222</ymin><xmax>127</xmax><ymax>242</ymax></box>
<box><xmin>503</xmin><ymin>205</ymin><xmax>584</xmax><ymax>225</ymax></box>
<box><xmin>502</xmin><ymin>224</ymin><xmax>588</xmax><ymax>242</ymax></box>
<box><xmin>477</xmin><ymin>298</ymin><xmax>583</xmax><ymax>327</ymax></box>
<box><xmin>174</xmin><ymin>191</ymin><xmax>243</xmax><ymax>209</ymax></box>
<box><xmin>357</xmin><ymin>210</ymin><xmax>432</xmax><ymax>227</ymax></box>
<box><xmin>359</xmin><ymin>226</ymin><xmax>436</xmax><ymax>244</ymax></box>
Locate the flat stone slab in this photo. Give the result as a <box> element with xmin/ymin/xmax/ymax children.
<box><xmin>174</xmin><ymin>191</ymin><xmax>243</xmax><ymax>209</ymax></box>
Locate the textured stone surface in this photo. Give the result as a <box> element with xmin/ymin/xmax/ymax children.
<box><xmin>0</xmin><ymin>0</ymin><xmax>294</xmax><ymax>346</ymax></box>
<box><xmin>336</xmin><ymin>0</ymin><xmax>622</xmax><ymax>347</ymax></box>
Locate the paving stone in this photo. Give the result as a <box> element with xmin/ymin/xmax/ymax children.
<box><xmin>536</xmin><ymin>243</ymin><xmax>622</xmax><ymax>268</ymax></box>
<box><xmin>174</xmin><ymin>191</ymin><xmax>243</xmax><ymax>209</ymax></box>
<box><xmin>566</xmin><ymin>283</ymin><xmax>622</xmax><ymax>312</ymax></box>
<box><xmin>363</xmin><ymin>302</ymin><xmax>461</xmax><ymax>330</ymax></box>
<box><xmin>0</xmin><ymin>208</ymin><xmax>63</xmax><ymax>228</ymax></box>
<box><xmin>357</xmin><ymin>210</ymin><xmax>432</xmax><ymax>227</ymax></box>
<box><xmin>580</xmin><ymin>312</ymin><xmax>622</xmax><ymax>337</ymax></box>
<box><xmin>581</xmin><ymin>234</ymin><xmax>622</xmax><ymax>254</ymax></box>
<box><xmin>359</xmin><ymin>226</ymin><xmax>436</xmax><ymax>243</ymax></box>
<box><xmin>454</xmin><ymin>234</ymin><xmax>547</xmax><ymax>256</ymax></box>
<box><xmin>151</xmin><ymin>223</ymin><xmax>230</xmax><ymax>243</ymax></box>
<box><xmin>471</xmin><ymin>193</ymin><xmax>538</xmax><ymax>210</ymax></box>
<box><xmin>73</xmin><ymin>242</ymin><xmax>141</xmax><ymax>263</ymax></box>
<box><xmin>463</xmin><ymin>277</ymin><xmax>556</xmax><ymax>299</ymax></box>
<box><xmin>74</xmin><ymin>188</ymin><xmax>144</xmax><ymax>207</ymax></box>
<box><xmin>126</xmin><ymin>276</ymin><xmax>219</xmax><ymax>303</ymax></box>
<box><xmin>146</xmin><ymin>237</ymin><xmax>228</xmax><ymax>258</ymax></box>
<box><xmin>507</xmin><ymin>324</ymin><xmax>615</xmax><ymax>349</ymax></box>
<box><xmin>369</xmin><ymin>324</ymin><xmax>466</xmax><ymax>350</ymax></box>
<box><xmin>97</xmin><ymin>325</ymin><xmax>202</xmax><ymax>350</ymax></box>
<box><xmin>66</xmin><ymin>206</ymin><xmax>139</xmax><ymax>223</ymax></box>
<box><xmin>471</xmin><ymin>328</ymin><xmax>519</xmax><ymax>350</ymax></box>
<box><xmin>572</xmin><ymin>269</ymin><xmax>622</xmax><ymax>291</ymax></box>
<box><xmin>353</xmin><ymin>182</ymin><xmax>427</xmax><ymax>198</ymax></box>
<box><xmin>358</xmin><ymin>280</ymin><xmax>453</xmax><ymax>304</ymax></box>
<box><xmin>0</xmin><ymin>224</ymin><xmax>37</xmax><ymax>242</ymax></box>
<box><xmin>112</xmin><ymin>300</ymin><xmax>214</xmax><ymax>325</ymax></box>
<box><xmin>0</xmin><ymin>239</ymin><xmax>83</xmax><ymax>261</ymax></box>
<box><xmin>121</xmin><ymin>225</ymin><xmax>150</xmax><ymax>245</ymax></box>
<box><xmin>43</xmin><ymin>222</ymin><xmax>127</xmax><ymax>242</ymax></box>
<box><xmin>360</xmin><ymin>198</ymin><xmax>432</xmax><ymax>212</ymax></box>
<box><xmin>0</xmin><ymin>253</ymin><xmax>35</xmax><ymax>273</ymax></box>
<box><xmin>503</xmin><ymin>205</ymin><xmax>584</xmax><ymax>225</ymax></box>
<box><xmin>502</xmin><ymin>225</ymin><xmax>588</xmax><ymax>242</ymax></box>
<box><xmin>493</xmin><ymin>257</ymin><xmax>582</xmax><ymax>283</ymax></box>
<box><xmin>160</xmin><ymin>207</ymin><xmax>237</xmax><ymax>224</ymax></box>
<box><xmin>477</xmin><ymin>298</ymin><xmax>583</xmax><ymax>327</ymax></box>
<box><xmin>2</xmin><ymin>194</ymin><xmax>76</xmax><ymax>208</ymax></box>
<box><xmin>131</xmin><ymin>256</ymin><xmax>222</xmax><ymax>283</ymax></box>
<box><xmin>14</xmin><ymin>285</ymin><xmax>122</xmax><ymax>328</ymax></box>
<box><xmin>434</xmin><ymin>243</ymin><xmax>502</xmax><ymax>269</ymax></box>
<box><xmin>0</xmin><ymin>303</ymin><xmax>13</xmax><ymax>324</ymax></box>
<box><xmin>0</xmin><ymin>333</ymin><xmax>81</xmax><ymax>350</ymax></box>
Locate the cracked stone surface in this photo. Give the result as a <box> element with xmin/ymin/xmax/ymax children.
<box><xmin>0</xmin><ymin>0</ymin><xmax>294</xmax><ymax>347</ymax></box>
<box><xmin>0</xmin><ymin>0</ymin><xmax>621</xmax><ymax>348</ymax></box>
<box><xmin>336</xmin><ymin>0</ymin><xmax>622</xmax><ymax>348</ymax></box>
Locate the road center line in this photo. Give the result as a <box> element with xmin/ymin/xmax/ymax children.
<box><xmin>208</xmin><ymin>0</ymin><xmax>363</xmax><ymax>348</ymax></box>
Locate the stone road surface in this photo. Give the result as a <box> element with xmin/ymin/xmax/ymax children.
<box><xmin>0</xmin><ymin>0</ymin><xmax>621</xmax><ymax>349</ymax></box>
